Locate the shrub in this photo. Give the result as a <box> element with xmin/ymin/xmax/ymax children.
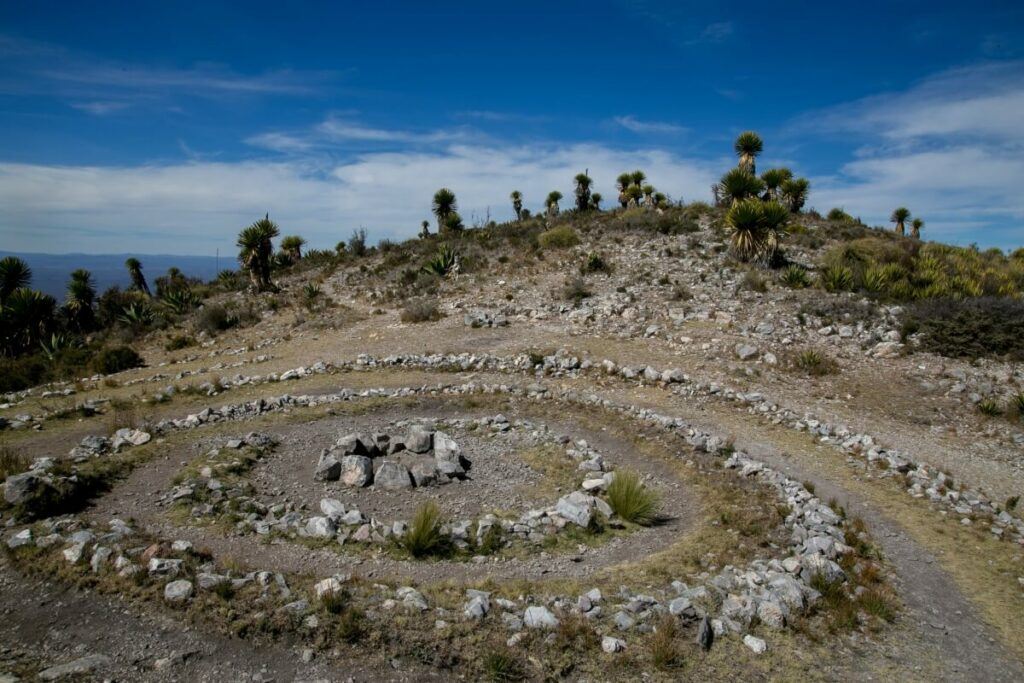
<box><xmin>164</xmin><ymin>334</ymin><xmax>195</xmax><ymax>351</ymax></box>
<box><xmin>647</xmin><ymin>615</ymin><xmax>682</xmax><ymax>668</ymax></box>
<box><xmin>780</xmin><ymin>264</ymin><xmax>810</xmax><ymax>288</ymax></box>
<box><xmin>902</xmin><ymin>297</ymin><xmax>1024</xmax><ymax>360</ymax></box>
<box><xmin>92</xmin><ymin>346</ymin><xmax>143</xmax><ymax>374</ymax></box>
<box><xmin>196</xmin><ymin>304</ymin><xmax>236</xmax><ymax>335</ymax></box>
<box><xmin>538</xmin><ymin>226</ymin><xmax>580</xmax><ymax>249</ymax></box>
<box><xmin>606</xmin><ymin>470</ymin><xmax>659</xmax><ymax>525</ymax></box>
<box><xmin>740</xmin><ymin>269</ymin><xmax>767</xmax><ymax>292</ymax></box>
<box><xmin>398</xmin><ymin>501</ymin><xmax>448</xmax><ymax>557</ymax></box>
<box><xmin>335</xmin><ymin>607</ymin><xmax>367</xmax><ymax>643</ymax></box>
<box><xmin>580</xmin><ymin>252</ymin><xmax>611</xmax><ymax>274</ymax></box>
<box><xmin>561</xmin><ymin>276</ymin><xmax>591</xmax><ymax>303</ymax></box>
<box><xmin>320</xmin><ymin>587</ymin><xmax>351</xmax><ymax>615</ymax></box>
<box><xmin>0</xmin><ymin>354</ymin><xmax>50</xmax><ymax>393</ymax></box>
<box><xmin>399</xmin><ymin>299</ymin><xmax>441</xmax><ymax>323</ymax></box>
<box><xmin>827</xmin><ymin>207</ymin><xmax>854</xmax><ymax>222</ymax></box>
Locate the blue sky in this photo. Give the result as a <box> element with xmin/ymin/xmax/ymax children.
<box><xmin>1</xmin><ymin>0</ymin><xmax>1022</xmax><ymax>255</ymax></box>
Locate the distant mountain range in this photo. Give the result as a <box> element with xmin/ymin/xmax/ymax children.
<box><xmin>0</xmin><ymin>251</ymin><xmax>228</xmax><ymax>300</ymax></box>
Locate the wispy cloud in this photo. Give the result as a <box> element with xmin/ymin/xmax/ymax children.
<box><xmin>613</xmin><ymin>115</ymin><xmax>687</xmax><ymax>135</ymax></box>
<box><xmin>244</xmin><ymin>132</ymin><xmax>315</xmax><ymax>153</ymax></box>
<box><xmin>454</xmin><ymin>110</ymin><xmax>548</xmax><ymax>124</ymax></box>
<box><xmin>316</xmin><ymin>117</ymin><xmax>469</xmax><ymax>143</ymax></box>
<box><xmin>0</xmin><ymin>144</ymin><xmax>718</xmax><ymax>254</ymax></box>
<box><xmin>39</xmin><ymin>63</ymin><xmax>331</xmax><ymax>96</ymax></box>
<box><xmin>692</xmin><ymin>21</ymin><xmax>734</xmax><ymax>44</ymax></box>
<box><xmin>70</xmin><ymin>100</ymin><xmax>132</xmax><ymax>116</ymax></box>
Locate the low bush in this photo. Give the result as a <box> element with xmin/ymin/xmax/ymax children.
<box><xmin>606</xmin><ymin>470</ymin><xmax>659</xmax><ymax>525</ymax></box>
<box><xmin>0</xmin><ymin>443</ymin><xmax>30</xmax><ymax>480</ymax></box>
<box><xmin>901</xmin><ymin>297</ymin><xmax>1024</xmax><ymax>360</ymax></box>
<box><xmin>164</xmin><ymin>334</ymin><xmax>195</xmax><ymax>351</ymax></box>
<box><xmin>195</xmin><ymin>304</ymin><xmax>236</xmax><ymax>335</ymax></box>
<box><xmin>537</xmin><ymin>226</ymin><xmax>580</xmax><ymax>249</ymax></box>
<box><xmin>399</xmin><ymin>299</ymin><xmax>441</xmax><ymax>323</ymax></box>
<box><xmin>92</xmin><ymin>346</ymin><xmax>143</xmax><ymax>374</ymax></box>
<box><xmin>579</xmin><ymin>252</ymin><xmax>611</xmax><ymax>274</ymax></box>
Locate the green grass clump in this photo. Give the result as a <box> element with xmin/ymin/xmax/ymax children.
<box><xmin>606</xmin><ymin>470</ymin><xmax>659</xmax><ymax>526</ymax></box>
<box><xmin>397</xmin><ymin>501</ymin><xmax>449</xmax><ymax>558</ymax></box>
<box><xmin>538</xmin><ymin>226</ymin><xmax>580</xmax><ymax>249</ymax></box>
<box><xmin>791</xmin><ymin>348</ymin><xmax>838</xmax><ymax>376</ymax></box>
<box><xmin>977</xmin><ymin>398</ymin><xmax>1003</xmax><ymax>417</ymax></box>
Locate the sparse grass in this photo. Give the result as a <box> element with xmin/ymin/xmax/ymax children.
<box><xmin>605</xmin><ymin>469</ymin><xmax>659</xmax><ymax>526</ymax></box>
<box><xmin>740</xmin><ymin>269</ymin><xmax>768</xmax><ymax>293</ymax></box>
<box><xmin>0</xmin><ymin>442</ymin><xmax>30</xmax><ymax>479</ymax></box>
<box><xmin>397</xmin><ymin>501</ymin><xmax>449</xmax><ymax>558</ymax></box>
<box><xmin>320</xmin><ymin>586</ymin><xmax>351</xmax><ymax>614</ymax></box>
<box><xmin>647</xmin><ymin>614</ymin><xmax>682</xmax><ymax>669</ymax></box>
<box><xmin>164</xmin><ymin>334</ymin><xmax>195</xmax><ymax>351</ymax></box>
<box><xmin>482</xmin><ymin>647</ymin><xmax>526</xmax><ymax>682</ymax></box>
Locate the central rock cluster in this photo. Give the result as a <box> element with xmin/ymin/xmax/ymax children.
<box><xmin>313</xmin><ymin>425</ymin><xmax>470</xmax><ymax>489</ymax></box>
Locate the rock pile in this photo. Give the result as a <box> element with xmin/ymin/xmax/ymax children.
<box><xmin>313</xmin><ymin>425</ymin><xmax>471</xmax><ymax>489</ymax></box>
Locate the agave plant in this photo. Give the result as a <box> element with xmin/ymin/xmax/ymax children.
<box><xmin>780</xmin><ymin>265</ymin><xmax>810</xmax><ymax>288</ymax></box>
<box><xmin>781</xmin><ymin>178</ymin><xmax>810</xmax><ymax>212</ymax></box>
<box><xmin>432</xmin><ymin>188</ymin><xmax>458</xmax><ymax>232</ymax></box>
<box><xmin>574</xmin><ymin>173</ymin><xmax>593</xmax><ymax>212</ymax></box>
<box><xmin>734</xmin><ymin>131</ymin><xmax>764</xmax><ymax>174</ymax></box>
<box><xmin>237</xmin><ymin>214</ymin><xmax>280</xmax><ymax>291</ymax></box>
<box><xmin>302</xmin><ymin>282</ymin><xmax>322</xmax><ymax>300</ymax></box>
<box><xmin>862</xmin><ymin>265</ymin><xmax>891</xmax><ymax>293</ymax></box>
<box><xmin>124</xmin><ymin>257</ymin><xmax>151</xmax><ymax>296</ymax></box>
<box><xmin>422</xmin><ymin>244</ymin><xmax>459</xmax><ymax>278</ymax></box>
<box><xmin>510</xmin><ymin>190</ymin><xmax>523</xmax><ymax>221</ymax></box>
<box><xmin>39</xmin><ymin>332</ymin><xmax>80</xmax><ymax>361</ymax></box>
<box><xmin>118</xmin><ymin>301</ymin><xmax>155</xmax><ymax>328</ymax></box>
<box><xmin>890</xmin><ymin>207</ymin><xmax>911</xmax><ymax>236</ymax></box>
<box><xmin>161</xmin><ymin>288</ymin><xmax>201</xmax><ymax>315</ymax></box>
<box><xmin>719</xmin><ymin>168</ymin><xmax>766</xmax><ymax>205</ymax></box>
<box><xmin>0</xmin><ymin>256</ymin><xmax>32</xmax><ymax>303</ymax></box>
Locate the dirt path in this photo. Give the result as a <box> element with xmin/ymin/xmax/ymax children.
<box><xmin>0</xmin><ymin>556</ymin><xmax>440</xmax><ymax>682</ymax></box>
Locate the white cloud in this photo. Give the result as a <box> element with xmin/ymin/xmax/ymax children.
<box><xmin>0</xmin><ymin>145</ymin><xmax>718</xmax><ymax>255</ymax></box>
<box><xmin>696</xmin><ymin>21</ymin><xmax>734</xmax><ymax>43</ymax></box>
<box><xmin>613</xmin><ymin>115</ymin><xmax>687</xmax><ymax>135</ymax></box>
<box><xmin>316</xmin><ymin>117</ymin><xmax>470</xmax><ymax>144</ymax></box>
<box><xmin>799</xmin><ymin>61</ymin><xmax>1024</xmax><ymax>248</ymax></box>
<box><xmin>244</xmin><ymin>132</ymin><xmax>314</xmax><ymax>153</ymax></box>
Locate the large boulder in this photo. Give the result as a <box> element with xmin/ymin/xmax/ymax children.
<box><xmin>334</xmin><ymin>433</ymin><xmax>367</xmax><ymax>456</ymax></box>
<box><xmin>340</xmin><ymin>455</ymin><xmax>373</xmax><ymax>487</ymax></box>
<box><xmin>3</xmin><ymin>471</ymin><xmax>49</xmax><ymax>506</ymax></box>
<box><xmin>433</xmin><ymin>431</ymin><xmax>461</xmax><ymax>462</ymax></box>
<box><xmin>405</xmin><ymin>426</ymin><xmax>433</xmax><ymax>454</ymax></box>
<box><xmin>164</xmin><ymin>579</ymin><xmax>194</xmax><ymax>603</ymax></box>
<box><xmin>314</xmin><ymin>452</ymin><xmax>341</xmax><ymax>481</ymax></box>
<box><xmin>409</xmin><ymin>459</ymin><xmax>439</xmax><ymax>487</ymax></box>
<box><xmin>374</xmin><ymin>461</ymin><xmax>413</xmax><ymax>489</ymax></box>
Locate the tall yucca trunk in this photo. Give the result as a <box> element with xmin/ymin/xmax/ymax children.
<box><xmin>910</xmin><ymin>226</ymin><xmax>919</xmax><ymax>239</ymax></box>
<box><xmin>896</xmin><ymin>222</ymin><xmax>905</xmax><ymax>236</ymax></box>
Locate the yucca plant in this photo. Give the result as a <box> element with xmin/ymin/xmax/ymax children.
<box><xmin>759</xmin><ymin>201</ymin><xmax>790</xmax><ymax>262</ymax></box>
<box><xmin>616</xmin><ymin>172</ymin><xmax>632</xmax><ymax>207</ymax></box>
<box><xmin>398</xmin><ymin>501</ymin><xmax>448</xmax><ymax>558</ymax></box>
<box><xmin>64</xmin><ymin>269</ymin><xmax>97</xmax><ymax>332</ymax></box>
<box><xmin>510</xmin><ymin>190</ymin><xmax>523</xmax><ymax>221</ymax></box>
<box><xmin>237</xmin><ymin>214</ymin><xmax>280</xmax><ymax>291</ymax></box>
<box><xmin>780</xmin><ymin>264</ymin><xmax>810</xmax><ymax>288</ymax></box>
<box><xmin>0</xmin><ymin>287</ymin><xmax>57</xmax><ymax>356</ymax></box>
<box><xmin>780</xmin><ymin>178</ymin><xmax>810</xmax><ymax>212</ymax></box>
<box><xmin>725</xmin><ymin>199</ymin><xmax>766</xmax><ymax>262</ymax></box>
<box><xmin>819</xmin><ymin>264</ymin><xmax>854</xmax><ymax>292</ymax></box>
<box><xmin>432</xmin><ymin>188</ymin><xmax>458</xmax><ymax>232</ymax></box>
<box><xmin>910</xmin><ymin>218</ymin><xmax>924</xmax><ymax>240</ymax></box>
<box><xmin>546</xmin><ymin>190</ymin><xmax>563</xmax><ymax>215</ymax></box>
<box><xmin>280</xmin><ymin>235</ymin><xmax>307</xmax><ymax>261</ymax></box>
<box><xmin>590</xmin><ymin>192</ymin><xmax>603</xmax><ymax>211</ymax></box>
<box><xmin>606</xmin><ymin>470</ymin><xmax>660</xmax><ymax>526</ymax></box>
<box><xmin>574</xmin><ymin>173</ymin><xmax>593</xmax><ymax>212</ymax></box>
<box><xmin>760</xmin><ymin>168</ymin><xmax>792</xmax><ymax>201</ymax></box>
<box><xmin>0</xmin><ymin>256</ymin><xmax>32</xmax><ymax>303</ymax></box>
<box><xmin>719</xmin><ymin>168</ymin><xmax>765</xmax><ymax>205</ymax></box>
<box><xmin>890</xmin><ymin>207</ymin><xmax>911</xmax><ymax>236</ymax></box>
<box><xmin>124</xmin><ymin>257</ymin><xmax>151</xmax><ymax>296</ymax></box>
<box><xmin>624</xmin><ymin>184</ymin><xmax>644</xmax><ymax>207</ymax></box>
<box><xmin>630</xmin><ymin>169</ymin><xmax>646</xmax><ymax>188</ymax></box>
<box><xmin>422</xmin><ymin>243</ymin><xmax>459</xmax><ymax>278</ymax></box>
<box><xmin>734</xmin><ymin>131</ymin><xmax>763</xmax><ymax>174</ymax></box>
